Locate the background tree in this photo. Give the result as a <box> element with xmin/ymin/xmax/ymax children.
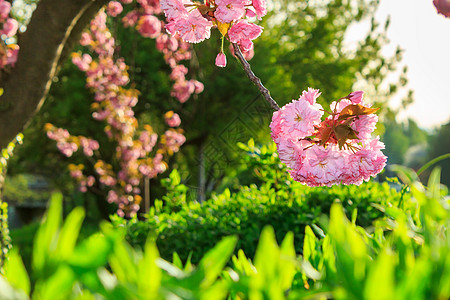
<box><xmin>0</xmin><ymin>0</ymin><xmax>111</xmax><ymax>149</ymax></box>
<box><xmin>8</xmin><ymin>0</ymin><xmax>414</xmax><ymax>211</ymax></box>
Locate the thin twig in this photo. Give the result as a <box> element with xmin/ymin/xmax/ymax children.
<box><xmin>232</xmin><ymin>43</ymin><xmax>280</xmax><ymax>111</ymax></box>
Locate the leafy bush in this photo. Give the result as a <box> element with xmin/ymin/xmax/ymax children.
<box><xmin>1</xmin><ymin>194</ymin><xmax>246</xmax><ymax>299</ymax></box>
<box><xmin>2</xmin><ymin>174</ymin><xmax>51</xmax><ymax>204</ymax></box>
<box><xmin>1</xmin><ymin>167</ymin><xmax>448</xmax><ymax>299</ymax></box>
<box><xmin>116</xmin><ymin>141</ymin><xmax>403</xmax><ymax>263</ymax></box>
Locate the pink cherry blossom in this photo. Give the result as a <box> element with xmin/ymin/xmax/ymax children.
<box><xmin>80</xmin><ymin>32</ymin><xmax>92</xmax><ymax>46</ymax></box>
<box><xmin>168</xmin><ymin>10</ymin><xmax>212</xmax><ymax>43</ymax></box>
<box><xmin>346</xmin><ymin>90</ymin><xmax>364</xmax><ymax>103</ymax></box>
<box><xmin>5</xmin><ymin>45</ymin><xmax>19</xmax><ymax>67</ymax></box>
<box><xmin>280</xmin><ymin>96</ymin><xmax>323</xmax><ymax>138</ymax></box>
<box><xmin>301</xmin><ymin>144</ymin><xmax>345</xmax><ymax>187</ymax></box>
<box><xmin>352</xmin><ymin>114</ymin><xmax>378</xmax><ymax>140</ymax></box>
<box><xmin>72</xmin><ymin>53</ymin><xmax>92</xmax><ymax>72</ymax></box>
<box><xmin>138</xmin><ymin>0</ymin><xmax>161</xmax><ymax>14</ymax></box>
<box><xmin>342</xmin><ymin>138</ymin><xmax>387</xmax><ymax>184</ymax></box>
<box><xmin>165</xmin><ymin>111</ymin><xmax>182</xmax><ymax>127</ymax></box>
<box><xmin>171</xmin><ymin>79</ymin><xmax>195</xmax><ymax>103</ymax></box>
<box><xmin>228</xmin><ymin>20</ymin><xmax>263</xmax><ymax>52</ymax></box>
<box><xmin>300</xmin><ymin>88</ymin><xmax>321</xmax><ymax>105</ymax></box>
<box><xmin>107</xmin><ymin>1</ymin><xmax>123</xmax><ymax>17</ymax></box>
<box><xmin>271</xmin><ymin>88</ymin><xmax>386</xmax><ymax>187</ymax></box>
<box><xmin>0</xmin><ymin>0</ymin><xmax>11</xmax><ymax>20</ymax></box>
<box><xmin>246</xmin><ymin>9</ymin><xmax>256</xmax><ymax>18</ymax></box>
<box><xmin>230</xmin><ymin>43</ymin><xmax>254</xmax><ymax>60</ymax></box>
<box><xmin>0</xmin><ymin>18</ymin><xmax>18</xmax><ymax>37</ymax></box>
<box><xmin>276</xmin><ymin>139</ymin><xmax>307</xmax><ymax>170</ymax></box>
<box><xmin>122</xmin><ymin>10</ymin><xmax>140</xmax><ymax>27</ymax></box>
<box><xmin>215</xmin><ymin>52</ymin><xmax>227</xmax><ymax>67</ymax></box>
<box><xmin>137</xmin><ymin>15</ymin><xmax>162</xmax><ymax>38</ymax></box>
<box><xmin>192</xmin><ymin>80</ymin><xmax>204</xmax><ymax>93</ymax></box>
<box><xmin>214</xmin><ymin>0</ymin><xmax>247</xmax><ymax>24</ymax></box>
<box><xmin>160</xmin><ymin>0</ymin><xmax>190</xmax><ymax>21</ymax></box>
<box><xmin>80</xmin><ymin>137</ymin><xmax>100</xmax><ymax>156</ymax></box>
<box><xmin>170</xmin><ymin>64</ymin><xmax>188</xmax><ymax>81</ymax></box>
<box><xmin>252</xmin><ymin>0</ymin><xmax>267</xmax><ymax>20</ymax></box>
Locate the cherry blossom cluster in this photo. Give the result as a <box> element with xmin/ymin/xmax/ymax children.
<box><xmin>270</xmin><ymin>89</ymin><xmax>387</xmax><ymax>187</ymax></box>
<box><xmin>117</xmin><ymin>0</ymin><xmax>204</xmax><ymax>103</ymax></box>
<box><xmin>46</xmin><ymin>124</ymin><xmax>100</xmax><ymax>158</ymax></box>
<box><xmin>159</xmin><ymin>0</ymin><xmax>266</xmax><ymax>67</ymax></box>
<box><xmin>0</xmin><ymin>0</ymin><xmax>19</xmax><ymax>69</ymax></box>
<box><xmin>47</xmin><ymin>10</ymin><xmax>186</xmax><ymax>217</ymax></box>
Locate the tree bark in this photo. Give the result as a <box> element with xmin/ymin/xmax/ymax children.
<box><xmin>0</xmin><ymin>0</ymin><xmax>109</xmax><ymax>149</ymax></box>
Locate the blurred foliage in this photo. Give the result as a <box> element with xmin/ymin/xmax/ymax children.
<box><xmin>0</xmin><ymin>135</ymin><xmax>23</xmax><ymax>273</ymax></box>
<box><xmin>427</xmin><ymin>122</ymin><xmax>450</xmax><ymax>187</ymax></box>
<box><xmin>254</xmin><ymin>0</ymin><xmax>409</xmax><ymax>109</ymax></box>
<box><xmin>113</xmin><ymin>140</ymin><xmax>404</xmax><ymax>264</ymax></box>
<box><xmin>381</xmin><ymin>118</ymin><xmax>430</xmax><ymax>166</ymax></box>
<box><xmin>2</xmin><ymin>174</ymin><xmax>51</xmax><ymax>204</ymax></box>
<box><xmin>8</xmin><ymin>0</ymin><xmax>412</xmax><ymax>208</ymax></box>
<box><xmin>288</xmin><ymin>167</ymin><xmax>449</xmax><ymax>299</ymax></box>
<box><xmin>0</xmin><ymin>200</ymin><xmax>11</xmax><ymax>274</ymax></box>
<box><xmin>2</xmin><ymin>166</ymin><xmax>449</xmax><ymax>299</ymax></box>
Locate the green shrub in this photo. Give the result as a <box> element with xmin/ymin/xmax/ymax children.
<box><xmin>1</xmin><ymin>167</ymin><xmax>448</xmax><ymax>300</ymax></box>
<box><xmin>116</xmin><ymin>141</ymin><xmax>403</xmax><ymax>263</ymax></box>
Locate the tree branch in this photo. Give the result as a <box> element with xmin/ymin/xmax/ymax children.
<box><xmin>0</xmin><ymin>0</ymin><xmax>109</xmax><ymax>149</ymax></box>
<box><xmin>232</xmin><ymin>43</ymin><xmax>280</xmax><ymax>111</ymax></box>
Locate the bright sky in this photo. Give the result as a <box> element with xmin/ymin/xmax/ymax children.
<box><xmin>346</xmin><ymin>0</ymin><xmax>450</xmax><ymax>130</ymax></box>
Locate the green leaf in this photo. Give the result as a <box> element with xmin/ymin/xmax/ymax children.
<box><xmin>4</xmin><ymin>250</ymin><xmax>30</xmax><ymax>295</ymax></box>
<box><xmin>108</xmin><ymin>241</ymin><xmax>138</xmax><ymax>284</ymax></box>
<box><xmin>138</xmin><ymin>240</ymin><xmax>161</xmax><ymax>297</ymax></box>
<box><xmin>279</xmin><ymin>232</ymin><xmax>297</xmax><ymax>290</ymax></box>
<box><xmin>0</xmin><ymin>276</ymin><xmax>28</xmax><ymax>300</ymax></box>
<box><xmin>197</xmin><ymin>235</ymin><xmax>237</xmax><ymax>288</ymax></box>
<box><xmin>390</xmin><ymin>165</ymin><xmax>418</xmax><ymax>185</ymax></box>
<box><xmin>56</xmin><ymin>207</ymin><xmax>85</xmax><ymax>260</ymax></box>
<box><xmin>303</xmin><ymin>226</ymin><xmax>316</xmax><ymax>262</ymax></box>
<box><xmin>248</xmin><ymin>138</ymin><xmax>255</xmax><ymax>149</ymax></box>
<box><xmin>35</xmin><ymin>265</ymin><xmax>75</xmax><ymax>300</ymax></box>
<box><xmin>172</xmin><ymin>252</ymin><xmax>183</xmax><ymax>269</ymax></box>
<box><xmin>253</xmin><ymin>226</ymin><xmax>284</xmax><ymax>300</ymax></box>
<box><xmin>69</xmin><ymin>234</ymin><xmax>113</xmax><ymax>271</ymax></box>
<box><xmin>364</xmin><ymin>250</ymin><xmax>395</xmax><ymax>300</ymax></box>
<box><xmin>33</xmin><ymin>193</ymin><xmax>63</xmax><ymax>274</ymax></box>
<box><xmin>169</xmin><ymin>169</ymin><xmax>181</xmax><ymax>186</ymax></box>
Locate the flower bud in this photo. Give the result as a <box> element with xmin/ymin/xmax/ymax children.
<box><xmin>215</xmin><ymin>52</ymin><xmax>227</xmax><ymax>67</ymax></box>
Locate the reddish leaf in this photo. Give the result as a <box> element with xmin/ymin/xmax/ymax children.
<box><xmin>318</xmin><ymin>126</ymin><xmax>333</xmax><ymax>146</ymax></box>
<box><xmin>334</xmin><ymin>124</ymin><xmax>359</xmax><ymax>149</ymax></box>
<box><xmin>337</xmin><ymin>104</ymin><xmax>379</xmax><ymax>121</ymax></box>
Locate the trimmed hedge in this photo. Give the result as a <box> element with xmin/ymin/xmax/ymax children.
<box><xmin>116</xmin><ymin>141</ymin><xmax>403</xmax><ymax>263</ymax></box>
<box><xmin>117</xmin><ymin>180</ymin><xmax>402</xmax><ymax>264</ymax></box>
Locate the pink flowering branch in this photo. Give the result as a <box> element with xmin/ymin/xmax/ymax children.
<box><xmin>232</xmin><ymin>43</ymin><xmax>280</xmax><ymax>111</ymax></box>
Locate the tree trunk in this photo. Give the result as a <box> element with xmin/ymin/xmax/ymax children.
<box><xmin>0</xmin><ymin>0</ymin><xmax>109</xmax><ymax>149</ymax></box>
